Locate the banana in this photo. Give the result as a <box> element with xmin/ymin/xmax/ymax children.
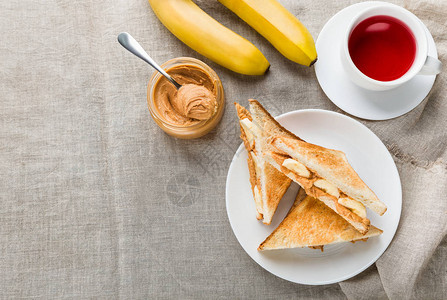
<box><xmin>148</xmin><ymin>0</ymin><xmax>269</xmax><ymax>75</ymax></box>
<box><xmin>218</xmin><ymin>0</ymin><xmax>317</xmax><ymax>66</ymax></box>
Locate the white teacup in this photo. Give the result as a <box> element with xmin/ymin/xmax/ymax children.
<box><xmin>341</xmin><ymin>4</ymin><xmax>442</xmax><ymax>91</ymax></box>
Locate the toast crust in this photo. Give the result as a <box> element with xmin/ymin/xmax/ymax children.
<box><xmin>262</xmin><ymin>162</ymin><xmax>293</xmax><ymax>224</ymax></box>
<box><xmin>258</xmin><ymin>189</ymin><xmax>383</xmax><ymax>251</ymax></box>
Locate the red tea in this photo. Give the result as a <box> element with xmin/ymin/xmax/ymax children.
<box><xmin>348</xmin><ymin>15</ymin><xmax>416</xmax><ymax>81</ymax></box>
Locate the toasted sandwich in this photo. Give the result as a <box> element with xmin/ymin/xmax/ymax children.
<box><xmin>264</xmin><ymin>135</ymin><xmax>387</xmax><ymax>234</ymax></box>
<box><xmin>258</xmin><ymin>189</ymin><xmax>383</xmax><ymax>251</ymax></box>
<box><xmin>234</xmin><ymin>100</ymin><xmax>300</xmax><ymax>224</ymax></box>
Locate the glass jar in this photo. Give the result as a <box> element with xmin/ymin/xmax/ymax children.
<box><xmin>147</xmin><ymin>57</ymin><xmax>225</xmax><ymax>139</ymax></box>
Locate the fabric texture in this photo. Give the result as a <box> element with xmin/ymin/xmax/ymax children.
<box><xmin>0</xmin><ymin>0</ymin><xmax>445</xmax><ymax>298</ymax></box>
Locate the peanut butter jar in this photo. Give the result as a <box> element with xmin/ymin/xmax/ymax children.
<box><xmin>147</xmin><ymin>57</ymin><xmax>225</xmax><ymax>139</ymax></box>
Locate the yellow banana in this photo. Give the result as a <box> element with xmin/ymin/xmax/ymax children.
<box><xmin>148</xmin><ymin>0</ymin><xmax>269</xmax><ymax>75</ymax></box>
<box><xmin>218</xmin><ymin>0</ymin><xmax>317</xmax><ymax>66</ymax></box>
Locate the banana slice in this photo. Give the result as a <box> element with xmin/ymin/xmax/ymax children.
<box><xmin>338</xmin><ymin>197</ymin><xmax>367</xmax><ymax>218</ymax></box>
<box><xmin>314</xmin><ymin>179</ymin><xmax>340</xmax><ymax>198</ymax></box>
<box><xmin>240</xmin><ymin>118</ymin><xmax>261</xmax><ymax>148</ymax></box>
<box><xmin>282</xmin><ymin>158</ymin><xmax>311</xmax><ymax>178</ymax></box>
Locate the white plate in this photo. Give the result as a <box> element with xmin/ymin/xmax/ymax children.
<box><xmin>314</xmin><ymin>1</ymin><xmax>438</xmax><ymax>120</ymax></box>
<box><xmin>226</xmin><ymin>109</ymin><xmax>402</xmax><ymax>285</ymax></box>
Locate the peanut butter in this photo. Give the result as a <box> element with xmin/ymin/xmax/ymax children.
<box><xmin>153</xmin><ymin>64</ymin><xmax>218</xmax><ymax>126</ymax></box>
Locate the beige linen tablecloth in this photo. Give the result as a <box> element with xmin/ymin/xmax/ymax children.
<box><xmin>0</xmin><ymin>0</ymin><xmax>446</xmax><ymax>298</ymax></box>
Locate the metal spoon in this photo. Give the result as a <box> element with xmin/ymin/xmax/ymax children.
<box><xmin>117</xmin><ymin>32</ymin><xmax>182</xmax><ymax>90</ymax></box>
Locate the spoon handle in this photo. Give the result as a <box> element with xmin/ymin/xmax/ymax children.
<box><xmin>117</xmin><ymin>32</ymin><xmax>182</xmax><ymax>89</ymax></box>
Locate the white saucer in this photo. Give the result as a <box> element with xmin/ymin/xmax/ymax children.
<box><xmin>314</xmin><ymin>1</ymin><xmax>438</xmax><ymax>120</ymax></box>
<box><xmin>226</xmin><ymin>110</ymin><xmax>402</xmax><ymax>285</ymax></box>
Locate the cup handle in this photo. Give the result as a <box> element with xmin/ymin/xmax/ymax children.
<box><xmin>419</xmin><ymin>56</ymin><xmax>442</xmax><ymax>75</ymax></box>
